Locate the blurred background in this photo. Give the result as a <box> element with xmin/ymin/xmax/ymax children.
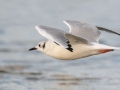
<box><xmin>1</xmin><ymin>0</ymin><xmax>120</xmax><ymax>90</ymax></box>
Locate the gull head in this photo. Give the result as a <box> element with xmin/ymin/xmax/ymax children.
<box><xmin>29</xmin><ymin>41</ymin><xmax>46</xmax><ymax>52</ymax></box>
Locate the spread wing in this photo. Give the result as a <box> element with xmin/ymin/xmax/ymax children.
<box><xmin>35</xmin><ymin>25</ymin><xmax>89</xmax><ymax>52</ymax></box>
<box><xmin>64</xmin><ymin>20</ymin><xmax>120</xmax><ymax>42</ymax></box>
<box><xmin>63</xmin><ymin>20</ymin><xmax>101</xmax><ymax>42</ymax></box>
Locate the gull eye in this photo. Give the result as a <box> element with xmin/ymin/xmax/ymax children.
<box><xmin>39</xmin><ymin>44</ymin><xmax>41</xmax><ymax>47</ymax></box>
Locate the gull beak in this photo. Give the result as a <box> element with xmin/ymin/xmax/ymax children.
<box><xmin>29</xmin><ymin>47</ymin><xmax>37</xmax><ymax>51</ymax></box>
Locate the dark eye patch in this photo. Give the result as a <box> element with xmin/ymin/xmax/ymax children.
<box><xmin>43</xmin><ymin>42</ymin><xmax>46</xmax><ymax>49</ymax></box>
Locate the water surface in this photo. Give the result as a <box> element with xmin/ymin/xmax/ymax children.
<box><xmin>1</xmin><ymin>0</ymin><xmax>120</xmax><ymax>90</ymax></box>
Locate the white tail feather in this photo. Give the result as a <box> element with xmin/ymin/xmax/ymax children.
<box><xmin>92</xmin><ymin>43</ymin><xmax>120</xmax><ymax>50</ymax></box>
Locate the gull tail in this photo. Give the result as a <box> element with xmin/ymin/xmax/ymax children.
<box><xmin>92</xmin><ymin>43</ymin><xmax>120</xmax><ymax>54</ymax></box>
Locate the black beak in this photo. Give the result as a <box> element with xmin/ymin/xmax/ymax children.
<box><xmin>29</xmin><ymin>47</ymin><xmax>37</xmax><ymax>51</ymax></box>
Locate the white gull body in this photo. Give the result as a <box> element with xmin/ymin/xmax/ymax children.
<box><xmin>29</xmin><ymin>20</ymin><xmax>120</xmax><ymax>60</ymax></box>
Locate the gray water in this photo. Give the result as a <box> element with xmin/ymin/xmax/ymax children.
<box><xmin>1</xmin><ymin>0</ymin><xmax>120</xmax><ymax>90</ymax></box>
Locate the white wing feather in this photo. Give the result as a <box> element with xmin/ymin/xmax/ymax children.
<box><xmin>63</xmin><ymin>20</ymin><xmax>101</xmax><ymax>42</ymax></box>
<box><xmin>35</xmin><ymin>25</ymin><xmax>89</xmax><ymax>52</ymax></box>
<box><xmin>35</xmin><ymin>26</ymin><xmax>69</xmax><ymax>48</ymax></box>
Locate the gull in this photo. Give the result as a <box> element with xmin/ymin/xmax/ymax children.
<box><xmin>29</xmin><ymin>20</ymin><xmax>120</xmax><ymax>60</ymax></box>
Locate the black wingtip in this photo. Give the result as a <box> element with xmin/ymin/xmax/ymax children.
<box><xmin>66</xmin><ymin>47</ymin><xmax>73</xmax><ymax>52</ymax></box>
<box><xmin>66</xmin><ymin>40</ymin><xmax>73</xmax><ymax>52</ymax></box>
<box><xmin>96</xmin><ymin>26</ymin><xmax>120</xmax><ymax>36</ymax></box>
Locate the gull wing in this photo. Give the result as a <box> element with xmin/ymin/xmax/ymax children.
<box><xmin>64</xmin><ymin>20</ymin><xmax>120</xmax><ymax>42</ymax></box>
<box><xmin>96</xmin><ymin>26</ymin><xmax>120</xmax><ymax>36</ymax></box>
<box><xmin>63</xmin><ymin>20</ymin><xmax>101</xmax><ymax>42</ymax></box>
<box><xmin>35</xmin><ymin>25</ymin><xmax>89</xmax><ymax>52</ymax></box>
